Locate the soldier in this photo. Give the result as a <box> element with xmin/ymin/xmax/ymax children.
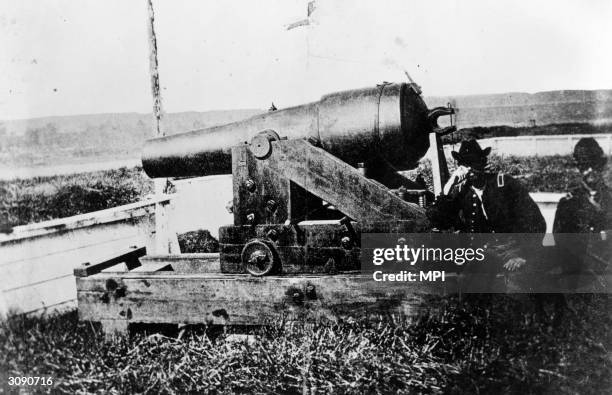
<box><xmin>427</xmin><ymin>140</ymin><xmax>546</xmax><ymax>287</ymax></box>
<box><xmin>553</xmin><ymin>137</ymin><xmax>611</xmax><ymax>293</ymax></box>
<box><xmin>554</xmin><ymin>137</ymin><xmax>611</xmax><ymax>235</ymax></box>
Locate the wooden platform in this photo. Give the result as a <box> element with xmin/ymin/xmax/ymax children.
<box><xmin>75</xmin><ymin>252</ymin><xmax>458</xmax><ymax>336</ymax></box>
<box><xmin>75</xmin><ymin>245</ymin><xmax>611</xmax><ymax>337</ymax></box>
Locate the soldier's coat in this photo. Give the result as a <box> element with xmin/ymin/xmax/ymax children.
<box><xmin>427</xmin><ymin>172</ymin><xmax>546</xmax><ymax>263</ymax></box>
<box><xmin>553</xmin><ymin>181</ymin><xmax>612</xmax><ymax>234</ymax></box>
<box><xmin>553</xmin><ymin>180</ymin><xmax>612</xmax><ymax>279</ymax></box>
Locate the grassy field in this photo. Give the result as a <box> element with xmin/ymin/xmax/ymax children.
<box><xmin>1</xmin><ymin>295</ymin><xmax>610</xmax><ymax>393</ymax></box>
<box><xmin>407</xmin><ymin>154</ymin><xmax>612</xmax><ymax>195</ymax></box>
<box><xmin>0</xmin><ymin>167</ymin><xmax>153</xmax><ymax>227</ymax></box>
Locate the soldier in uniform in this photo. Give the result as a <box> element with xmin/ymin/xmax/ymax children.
<box><xmin>553</xmin><ymin>137</ymin><xmax>611</xmax><ymax>294</ymax></box>
<box><xmin>554</xmin><ymin>137</ymin><xmax>611</xmax><ymax>235</ymax></box>
<box><xmin>427</xmin><ymin>140</ymin><xmax>546</xmax><ymax>289</ymax></box>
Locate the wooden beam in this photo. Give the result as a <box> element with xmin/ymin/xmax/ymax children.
<box><xmin>140</xmin><ymin>253</ymin><xmax>221</xmax><ymax>273</ymax></box>
<box><xmin>77</xmin><ymin>272</ymin><xmax>456</xmax><ymax>327</ymax></box>
<box><xmin>428</xmin><ymin>133</ymin><xmax>450</xmax><ymax>197</ymax></box>
<box><xmin>267</xmin><ymin>139</ymin><xmax>428</xmax><ymax>227</ymax></box>
<box><xmin>74</xmin><ymin>247</ymin><xmax>146</xmax><ymax>277</ymax></box>
<box><xmin>1</xmin><ymin>194</ymin><xmax>173</xmax><ymax>244</ymax></box>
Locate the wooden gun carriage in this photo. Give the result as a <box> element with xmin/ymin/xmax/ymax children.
<box><xmin>75</xmin><ymin>82</ymin><xmax>460</xmax><ymax>336</ymax></box>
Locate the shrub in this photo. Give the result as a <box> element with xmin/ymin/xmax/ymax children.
<box><xmin>178</xmin><ymin>229</ymin><xmax>219</xmax><ymax>253</ymax></box>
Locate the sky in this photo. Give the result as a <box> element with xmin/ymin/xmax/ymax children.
<box><xmin>1</xmin><ymin>0</ymin><xmax>611</xmax><ymax>120</ymax></box>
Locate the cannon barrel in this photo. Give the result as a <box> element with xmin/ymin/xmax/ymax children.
<box><xmin>142</xmin><ymin>83</ymin><xmax>435</xmax><ymax>178</ymax></box>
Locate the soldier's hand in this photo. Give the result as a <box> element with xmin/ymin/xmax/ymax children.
<box><xmin>503</xmin><ymin>257</ymin><xmax>526</xmax><ymax>271</ymax></box>
<box><xmin>444</xmin><ymin>166</ymin><xmax>470</xmax><ymax>195</ymax></box>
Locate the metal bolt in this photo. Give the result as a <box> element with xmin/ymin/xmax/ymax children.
<box><xmin>245</xmin><ymin>178</ymin><xmax>256</xmax><ymax>192</ymax></box>
<box><xmin>341</xmin><ymin>236</ymin><xmax>352</xmax><ymax>249</ymax></box>
<box><xmin>246</xmin><ymin>213</ymin><xmax>256</xmax><ymax>223</ymax></box>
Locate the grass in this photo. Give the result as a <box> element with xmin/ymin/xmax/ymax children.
<box><xmin>409</xmin><ymin>154</ymin><xmax>612</xmax><ymax>194</ymax></box>
<box><xmin>0</xmin><ymin>167</ymin><xmax>153</xmax><ymax>227</ymax></box>
<box><xmin>0</xmin><ymin>295</ymin><xmax>610</xmax><ymax>393</ymax></box>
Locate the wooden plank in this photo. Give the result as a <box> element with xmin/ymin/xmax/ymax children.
<box><xmin>0</xmin><ymin>216</ymin><xmax>150</xmax><ymax>265</ymax></box>
<box><xmin>76</xmin><ymin>267</ymin><xmax>612</xmax><ymax>328</ymax></box>
<box><xmin>4</xmin><ymin>275</ymin><xmax>76</xmax><ymax>315</ymax></box>
<box><xmin>76</xmin><ymin>273</ymin><xmax>456</xmax><ymax>326</ymax></box>
<box><xmin>140</xmin><ymin>254</ymin><xmax>221</xmax><ymax>273</ymax></box>
<box><xmin>428</xmin><ymin>132</ymin><xmax>449</xmax><ymax>196</ymax></box>
<box><xmin>0</xmin><ymin>194</ymin><xmax>172</xmax><ymax>244</ymax></box>
<box><xmin>129</xmin><ymin>262</ymin><xmax>172</xmax><ymax>272</ymax></box>
<box><xmin>0</xmin><ymin>232</ymin><xmax>144</xmax><ymax>291</ymax></box>
<box><xmin>74</xmin><ymin>247</ymin><xmax>146</xmax><ymax>277</ymax></box>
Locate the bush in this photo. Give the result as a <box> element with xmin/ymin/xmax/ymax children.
<box><xmin>178</xmin><ymin>229</ymin><xmax>219</xmax><ymax>253</ymax></box>
<box><xmin>410</xmin><ymin>154</ymin><xmax>612</xmax><ymax>193</ymax></box>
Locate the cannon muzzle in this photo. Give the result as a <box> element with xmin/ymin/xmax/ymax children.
<box><xmin>142</xmin><ymin>82</ymin><xmax>436</xmax><ymax>178</ymax></box>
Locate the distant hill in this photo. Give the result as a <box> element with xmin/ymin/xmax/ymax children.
<box><xmin>0</xmin><ymin>110</ymin><xmax>263</xmax><ymax>168</ymax></box>
<box><xmin>1</xmin><ymin>110</ymin><xmax>264</xmax><ymax>136</ymax></box>
<box><xmin>0</xmin><ymin>88</ymin><xmax>610</xmax><ymax>169</ymax></box>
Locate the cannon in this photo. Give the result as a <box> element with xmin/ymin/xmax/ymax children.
<box><xmin>143</xmin><ymin>82</ymin><xmax>454</xmax><ymax>275</ymax></box>
<box><xmin>73</xmin><ymin>81</ymin><xmax>456</xmax><ymax>335</ymax></box>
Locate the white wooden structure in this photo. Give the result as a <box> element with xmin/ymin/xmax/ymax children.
<box><xmin>0</xmin><ymin>196</ymin><xmax>170</xmax><ymax>316</ymax></box>
<box><xmin>444</xmin><ymin>133</ymin><xmax>612</xmax><ymax>157</ymax></box>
